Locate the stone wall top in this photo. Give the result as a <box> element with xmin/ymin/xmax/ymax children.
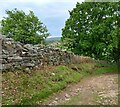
<box><xmin>0</xmin><ymin>34</ymin><xmax>74</xmax><ymax>71</ymax></box>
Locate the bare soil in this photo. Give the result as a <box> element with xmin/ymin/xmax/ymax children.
<box><xmin>45</xmin><ymin>74</ymin><xmax>119</xmax><ymax>105</ymax></box>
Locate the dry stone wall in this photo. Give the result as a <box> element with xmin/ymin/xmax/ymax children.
<box><xmin>0</xmin><ymin>35</ymin><xmax>74</xmax><ymax>71</ymax></box>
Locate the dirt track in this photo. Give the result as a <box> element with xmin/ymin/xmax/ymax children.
<box><xmin>45</xmin><ymin>74</ymin><xmax>119</xmax><ymax>105</ymax></box>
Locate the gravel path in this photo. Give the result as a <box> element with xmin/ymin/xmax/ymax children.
<box><xmin>45</xmin><ymin>74</ymin><xmax>119</xmax><ymax>105</ymax></box>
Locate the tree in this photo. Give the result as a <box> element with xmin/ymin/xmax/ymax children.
<box><xmin>61</xmin><ymin>2</ymin><xmax>119</xmax><ymax>62</ymax></box>
<box><xmin>0</xmin><ymin>8</ymin><xmax>50</xmax><ymax>44</ymax></box>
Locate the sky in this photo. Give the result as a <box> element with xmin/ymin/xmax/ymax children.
<box><xmin>0</xmin><ymin>0</ymin><xmax>85</xmax><ymax>38</ymax></box>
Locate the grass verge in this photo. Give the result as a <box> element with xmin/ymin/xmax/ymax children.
<box><xmin>2</xmin><ymin>61</ymin><xmax>118</xmax><ymax>105</ymax></box>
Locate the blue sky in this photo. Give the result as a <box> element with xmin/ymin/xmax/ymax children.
<box><xmin>0</xmin><ymin>0</ymin><xmax>84</xmax><ymax>38</ymax></box>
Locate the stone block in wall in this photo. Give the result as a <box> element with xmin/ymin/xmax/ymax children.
<box><xmin>7</xmin><ymin>56</ymin><xmax>23</xmax><ymax>62</ymax></box>
<box><xmin>16</xmin><ymin>43</ymin><xmax>23</xmax><ymax>50</ymax></box>
<box><xmin>21</xmin><ymin>51</ymin><xmax>32</xmax><ymax>57</ymax></box>
<box><xmin>1</xmin><ymin>64</ymin><xmax>12</xmax><ymax>70</ymax></box>
<box><xmin>2</xmin><ymin>55</ymin><xmax>9</xmax><ymax>59</ymax></box>
<box><xmin>2</xmin><ymin>49</ymin><xmax>9</xmax><ymax>55</ymax></box>
<box><xmin>1</xmin><ymin>35</ymin><xmax>77</xmax><ymax>71</ymax></box>
<box><xmin>22</xmin><ymin>63</ymin><xmax>35</xmax><ymax>67</ymax></box>
<box><xmin>0</xmin><ymin>58</ymin><xmax>7</xmax><ymax>64</ymax></box>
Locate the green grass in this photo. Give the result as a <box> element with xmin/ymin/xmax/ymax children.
<box><xmin>2</xmin><ymin>66</ymin><xmax>83</xmax><ymax>105</ymax></box>
<box><xmin>2</xmin><ymin>61</ymin><xmax>118</xmax><ymax>105</ymax></box>
<box><xmin>93</xmin><ymin>62</ymin><xmax>118</xmax><ymax>75</ymax></box>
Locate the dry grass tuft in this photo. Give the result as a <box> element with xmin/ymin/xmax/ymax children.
<box><xmin>72</xmin><ymin>55</ymin><xmax>94</xmax><ymax>64</ymax></box>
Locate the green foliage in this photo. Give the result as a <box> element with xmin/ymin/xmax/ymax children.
<box><xmin>0</xmin><ymin>8</ymin><xmax>50</xmax><ymax>44</ymax></box>
<box><xmin>61</xmin><ymin>2</ymin><xmax>120</xmax><ymax>62</ymax></box>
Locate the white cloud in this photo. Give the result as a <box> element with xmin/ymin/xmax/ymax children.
<box><xmin>0</xmin><ymin>0</ymin><xmax>84</xmax><ymax>4</ymax></box>
<box><xmin>0</xmin><ymin>0</ymin><xmax>84</xmax><ymax>16</ymax></box>
<box><xmin>0</xmin><ymin>0</ymin><xmax>43</xmax><ymax>3</ymax></box>
<box><xmin>0</xmin><ymin>0</ymin><xmax>85</xmax><ymax>37</ymax></box>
